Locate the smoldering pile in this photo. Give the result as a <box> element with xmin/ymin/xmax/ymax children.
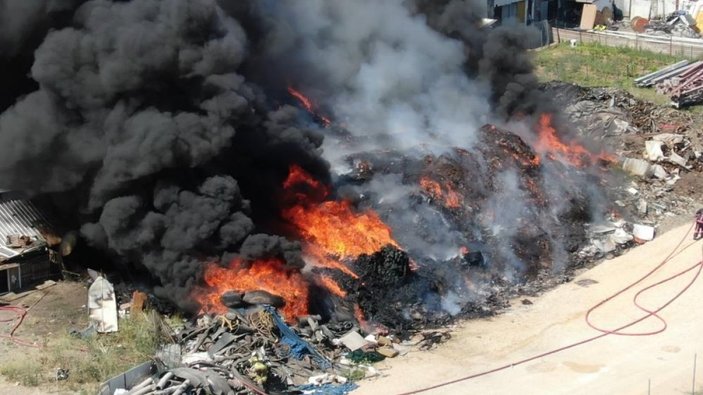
<box><xmin>315</xmin><ymin>121</ymin><xmax>613</xmax><ymax>331</ymax></box>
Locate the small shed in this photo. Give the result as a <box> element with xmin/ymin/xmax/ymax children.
<box><xmin>0</xmin><ymin>191</ymin><xmax>62</xmax><ymax>294</ymax></box>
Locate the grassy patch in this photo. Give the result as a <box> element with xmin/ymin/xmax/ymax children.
<box><xmin>0</xmin><ymin>359</ymin><xmax>42</xmax><ymax>386</ymax></box>
<box><xmin>533</xmin><ymin>42</ymin><xmax>688</xmax><ymax>104</ymax></box>
<box><xmin>0</xmin><ymin>311</ymin><xmax>168</xmax><ymax>391</ymax></box>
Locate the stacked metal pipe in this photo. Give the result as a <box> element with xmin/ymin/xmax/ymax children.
<box><xmin>635</xmin><ymin>60</ymin><xmax>703</xmax><ymax>107</ymax></box>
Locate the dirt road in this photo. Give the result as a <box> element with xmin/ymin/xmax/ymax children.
<box><xmin>355</xmin><ymin>223</ymin><xmax>703</xmax><ymax>395</ymax></box>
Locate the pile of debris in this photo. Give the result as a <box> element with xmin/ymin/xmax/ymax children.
<box><xmin>577</xmin><ymin>217</ymin><xmax>655</xmax><ymax>262</ymax></box>
<box><xmin>542</xmin><ymin>81</ymin><xmax>703</xmax><ymax>257</ymax></box>
<box><xmin>629</xmin><ymin>13</ymin><xmax>701</xmax><ymax>38</ymax></box>
<box><xmin>105</xmin><ymin>298</ymin><xmax>451</xmax><ymax>394</ymax></box>
<box><xmin>622</xmin><ymin>132</ymin><xmax>695</xmax><ymax>180</ymax></box>
<box><xmin>99</xmin><ymin>82</ymin><xmax>703</xmax><ymax>395</ymax></box>
<box><xmin>635</xmin><ymin>60</ymin><xmax>703</xmax><ymax>108</ymax></box>
<box><xmin>544</xmin><ymin>81</ymin><xmax>701</xmax><ymax>146</ymax></box>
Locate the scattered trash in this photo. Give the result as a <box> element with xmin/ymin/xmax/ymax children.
<box><xmin>610</xmin><ymin>228</ymin><xmax>634</xmax><ymax>244</ymax></box>
<box><xmin>88</xmin><ymin>276</ymin><xmax>118</xmax><ymax>333</ymax></box>
<box><xmin>644</xmin><ymin>140</ymin><xmax>665</xmax><ymax>161</ymax></box>
<box><xmin>622</xmin><ymin>158</ymin><xmax>651</xmax><ymax>177</ymax></box>
<box><xmin>650</xmin><ymin>164</ymin><xmax>668</xmax><ymax>180</ymax></box>
<box><xmin>346</xmin><ymin>349</ymin><xmax>385</xmax><ymax>364</ymax></box>
<box><xmin>376</xmin><ymin>346</ymin><xmax>399</xmax><ymax>358</ymax></box>
<box><xmin>102</xmin><ymin>298</ymin><xmax>445</xmax><ymax>395</ymax></box>
<box><xmin>55</xmin><ymin>368</ymin><xmax>69</xmax><ymax>381</ymax></box>
<box><xmin>632</xmin><ymin>224</ymin><xmax>656</xmax><ymax>241</ymax></box>
<box><xmin>69</xmin><ymin>324</ymin><xmax>97</xmax><ymax>339</ymax></box>
<box><xmin>339</xmin><ymin>331</ymin><xmax>368</xmax><ymax>352</ymax></box>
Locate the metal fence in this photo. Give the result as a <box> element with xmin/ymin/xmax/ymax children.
<box><xmin>552</xmin><ymin>27</ymin><xmax>703</xmax><ymax>59</ymax></box>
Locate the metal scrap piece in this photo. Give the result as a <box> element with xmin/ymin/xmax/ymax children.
<box><xmin>208</xmin><ymin>332</ymin><xmax>237</xmax><ymax>357</ymax></box>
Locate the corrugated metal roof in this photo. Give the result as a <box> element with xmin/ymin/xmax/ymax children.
<box><xmin>0</xmin><ymin>195</ymin><xmax>51</xmax><ymax>259</ymax></box>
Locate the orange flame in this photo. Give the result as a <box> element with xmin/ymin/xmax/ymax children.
<box><xmin>284</xmin><ymin>164</ymin><xmax>329</xmax><ymax>204</ymax></box>
<box><xmin>287</xmin><ymin>87</ymin><xmax>331</xmax><ymax>127</ymax></box>
<box><xmin>316</xmin><ymin>275</ymin><xmax>347</xmax><ymax>298</ymax></box>
<box><xmin>282</xmin><ymin>165</ymin><xmax>399</xmax><ymax>277</ymax></box>
<box><xmin>419</xmin><ymin>176</ymin><xmax>462</xmax><ymax>209</ymax></box>
<box><xmin>510</xmin><ymin>151</ymin><xmax>541</xmax><ymax>167</ymax></box>
<box><xmin>196</xmin><ymin>258</ymin><xmax>309</xmax><ymax>321</ymax></box>
<box><xmin>194</xmin><ymin>165</ymin><xmax>399</xmax><ymax>322</ymax></box>
<box><xmin>534</xmin><ymin>114</ymin><xmax>615</xmax><ymax>167</ymax></box>
<box><xmin>354</xmin><ymin>304</ymin><xmax>367</xmax><ymax>328</ymax></box>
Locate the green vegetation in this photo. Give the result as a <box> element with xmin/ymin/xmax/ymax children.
<box><xmin>0</xmin><ymin>360</ymin><xmax>42</xmax><ymax>387</ymax></box>
<box><xmin>532</xmin><ymin>42</ymin><xmax>687</xmax><ymax>104</ymax></box>
<box><xmin>0</xmin><ymin>311</ymin><xmax>171</xmax><ymax>392</ymax></box>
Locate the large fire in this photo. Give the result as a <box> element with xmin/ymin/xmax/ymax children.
<box><xmin>282</xmin><ymin>165</ymin><xmax>399</xmax><ymax>277</ymax></box>
<box><xmin>193</xmin><ymin>164</ymin><xmax>399</xmax><ymax>321</ymax></box>
<box><xmin>197</xmin><ymin>258</ymin><xmax>310</xmax><ymax>321</ymax></box>
<box><xmin>533</xmin><ymin>113</ymin><xmax>615</xmax><ymax>167</ymax></box>
<box><xmin>419</xmin><ymin>176</ymin><xmax>462</xmax><ymax>209</ymax></box>
<box><xmin>287</xmin><ymin>87</ymin><xmax>332</xmax><ymax>127</ymax></box>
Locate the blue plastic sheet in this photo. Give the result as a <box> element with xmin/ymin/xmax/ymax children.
<box><xmin>264</xmin><ymin>306</ymin><xmax>331</xmax><ymax>368</ymax></box>
<box><xmin>295</xmin><ymin>382</ymin><xmax>359</xmax><ymax>395</ymax></box>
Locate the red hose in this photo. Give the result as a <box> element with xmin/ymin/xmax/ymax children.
<box><xmin>0</xmin><ymin>291</ymin><xmax>48</xmax><ymax>348</ymax></box>
<box><xmin>397</xmin><ymin>223</ymin><xmax>703</xmax><ymax>395</ymax></box>
<box><xmin>584</xmin><ymin>222</ymin><xmax>698</xmax><ymax>336</ymax></box>
<box><xmin>0</xmin><ymin>305</ymin><xmax>41</xmax><ymax>348</ymax></box>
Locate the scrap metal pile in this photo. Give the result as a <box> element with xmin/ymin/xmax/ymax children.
<box><xmin>110</xmin><ymin>301</ymin><xmax>450</xmax><ymax>395</ymax></box>
<box><xmin>629</xmin><ymin>13</ymin><xmax>701</xmax><ymax>38</ymax></box>
<box><xmin>635</xmin><ymin>60</ymin><xmax>703</xmax><ymax>108</ymax></box>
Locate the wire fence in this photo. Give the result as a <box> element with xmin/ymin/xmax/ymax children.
<box><xmin>551</xmin><ymin>27</ymin><xmax>703</xmax><ymax>59</ymax></box>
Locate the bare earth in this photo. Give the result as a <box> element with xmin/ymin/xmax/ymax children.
<box><xmin>355</xmin><ymin>223</ymin><xmax>703</xmax><ymax>395</ymax></box>
<box><xmin>0</xmin><ymin>281</ymin><xmax>88</xmax><ymax>394</ymax></box>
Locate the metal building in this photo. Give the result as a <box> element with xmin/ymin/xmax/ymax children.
<box><xmin>0</xmin><ymin>191</ymin><xmax>62</xmax><ymax>294</ymax></box>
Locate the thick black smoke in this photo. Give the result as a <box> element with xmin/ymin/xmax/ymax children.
<box><xmin>0</xmin><ymin>0</ymin><xmax>561</xmax><ymax>312</ymax></box>
<box><xmin>0</xmin><ymin>1</ymin><xmax>87</xmax><ymax>111</ymax></box>
<box><xmin>0</xmin><ymin>0</ymin><xmax>329</xmax><ymax>309</ymax></box>
<box><xmin>409</xmin><ymin>0</ymin><xmax>551</xmax><ymax>116</ymax></box>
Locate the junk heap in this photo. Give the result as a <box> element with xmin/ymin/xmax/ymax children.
<box><xmin>109</xmin><ymin>283</ymin><xmax>451</xmax><ymax>395</ymax></box>
<box><xmin>542</xmin><ymin>81</ymin><xmax>703</xmax><ymax>262</ymax></box>
<box><xmin>629</xmin><ymin>13</ymin><xmax>701</xmax><ymax>38</ymax></box>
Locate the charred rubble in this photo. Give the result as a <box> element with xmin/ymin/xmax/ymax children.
<box><xmin>290</xmin><ymin>122</ymin><xmax>604</xmax><ymax>332</ymax></box>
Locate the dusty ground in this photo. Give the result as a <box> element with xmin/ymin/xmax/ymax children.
<box><xmin>355</xmin><ymin>222</ymin><xmax>703</xmax><ymax>394</ymax></box>
<box><xmin>0</xmin><ymin>281</ymin><xmax>89</xmax><ymax>394</ymax></box>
